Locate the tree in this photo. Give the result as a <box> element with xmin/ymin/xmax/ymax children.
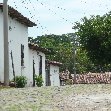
<box><xmin>28</xmin><ymin>33</ymin><xmax>100</xmax><ymax>73</ymax></box>
<box><xmin>28</xmin><ymin>34</ymin><xmax>75</xmax><ymax>72</ymax></box>
<box><xmin>74</xmin><ymin>12</ymin><xmax>111</xmax><ymax>70</ymax></box>
<box><xmin>76</xmin><ymin>48</ymin><xmax>96</xmax><ymax>73</ymax></box>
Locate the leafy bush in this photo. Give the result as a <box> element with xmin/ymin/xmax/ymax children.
<box><xmin>14</xmin><ymin>76</ymin><xmax>27</xmax><ymax>88</ymax></box>
<box><xmin>35</xmin><ymin>75</ymin><xmax>43</xmax><ymax>87</ymax></box>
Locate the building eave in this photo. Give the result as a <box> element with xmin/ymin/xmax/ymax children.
<box><xmin>0</xmin><ymin>3</ymin><xmax>37</xmax><ymax>27</ymax></box>
<box><xmin>28</xmin><ymin>43</ymin><xmax>52</xmax><ymax>55</ymax></box>
<box><xmin>46</xmin><ymin>60</ymin><xmax>62</xmax><ymax>66</ymax></box>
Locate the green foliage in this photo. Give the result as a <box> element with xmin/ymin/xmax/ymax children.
<box><xmin>29</xmin><ymin>33</ymin><xmax>109</xmax><ymax>73</ymax></box>
<box><xmin>28</xmin><ymin>34</ymin><xmax>75</xmax><ymax>73</ymax></box>
<box><xmin>76</xmin><ymin>48</ymin><xmax>96</xmax><ymax>73</ymax></box>
<box><xmin>74</xmin><ymin>12</ymin><xmax>111</xmax><ymax>68</ymax></box>
<box><xmin>14</xmin><ymin>76</ymin><xmax>27</xmax><ymax>88</ymax></box>
<box><xmin>35</xmin><ymin>75</ymin><xmax>43</xmax><ymax>87</ymax></box>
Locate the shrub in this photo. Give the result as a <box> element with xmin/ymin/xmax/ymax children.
<box><xmin>14</xmin><ymin>76</ymin><xmax>27</xmax><ymax>88</ymax></box>
<box><xmin>35</xmin><ymin>75</ymin><xmax>43</xmax><ymax>87</ymax></box>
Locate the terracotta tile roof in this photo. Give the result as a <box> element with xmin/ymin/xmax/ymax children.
<box><xmin>0</xmin><ymin>3</ymin><xmax>36</xmax><ymax>27</ymax></box>
<box><xmin>47</xmin><ymin>60</ymin><xmax>62</xmax><ymax>66</ymax></box>
<box><xmin>28</xmin><ymin>43</ymin><xmax>52</xmax><ymax>54</ymax></box>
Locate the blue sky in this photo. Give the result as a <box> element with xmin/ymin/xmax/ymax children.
<box><xmin>1</xmin><ymin>0</ymin><xmax>111</xmax><ymax>37</ymax></box>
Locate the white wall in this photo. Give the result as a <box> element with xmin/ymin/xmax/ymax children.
<box><xmin>28</xmin><ymin>49</ymin><xmax>46</xmax><ymax>86</ymax></box>
<box><xmin>0</xmin><ymin>10</ymin><xmax>29</xmax><ymax>83</ymax></box>
<box><xmin>0</xmin><ymin>10</ymin><xmax>46</xmax><ymax>87</ymax></box>
<box><xmin>50</xmin><ymin>64</ymin><xmax>60</xmax><ymax>86</ymax></box>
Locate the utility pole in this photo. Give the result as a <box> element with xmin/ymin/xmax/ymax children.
<box><xmin>73</xmin><ymin>34</ymin><xmax>76</xmax><ymax>84</ymax></box>
<box><xmin>3</xmin><ymin>0</ymin><xmax>9</xmax><ymax>86</ymax></box>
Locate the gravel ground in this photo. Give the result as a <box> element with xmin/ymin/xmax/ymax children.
<box><xmin>0</xmin><ymin>84</ymin><xmax>111</xmax><ymax>111</ymax></box>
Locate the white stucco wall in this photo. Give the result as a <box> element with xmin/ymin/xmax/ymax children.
<box><xmin>0</xmin><ymin>9</ymin><xmax>47</xmax><ymax>87</ymax></box>
<box><xmin>50</xmin><ymin>64</ymin><xmax>60</xmax><ymax>86</ymax></box>
<box><xmin>28</xmin><ymin>49</ymin><xmax>46</xmax><ymax>86</ymax></box>
<box><xmin>0</xmin><ymin>10</ymin><xmax>29</xmax><ymax>83</ymax></box>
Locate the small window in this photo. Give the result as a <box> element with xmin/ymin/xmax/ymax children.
<box><xmin>21</xmin><ymin>44</ymin><xmax>24</xmax><ymax>66</ymax></box>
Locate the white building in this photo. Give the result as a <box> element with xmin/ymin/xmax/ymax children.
<box><xmin>28</xmin><ymin>43</ymin><xmax>51</xmax><ymax>86</ymax></box>
<box><xmin>0</xmin><ymin>3</ymin><xmax>36</xmax><ymax>85</ymax></box>
<box><xmin>46</xmin><ymin>60</ymin><xmax>62</xmax><ymax>86</ymax></box>
<box><xmin>0</xmin><ymin>4</ymin><xmax>61</xmax><ymax>87</ymax></box>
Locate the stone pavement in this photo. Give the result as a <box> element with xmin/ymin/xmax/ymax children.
<box><xmin>0</xmin><ymin>85</ymin><xmax>111</xmax><ymax>111</ymax></box>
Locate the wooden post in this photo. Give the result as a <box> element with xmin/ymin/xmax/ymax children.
<box><xmin>10</xmin><ymin>51</ymin><xmax>16</xmax><ymax>87</ymax></box>
<box><xmin>73</xmin><ymin>34</ymin><xmax>76</xmax><ymax>84</ymax></box>
<box><xmin>33</xmin><ymin>60</ymin><xmax>35</xmax><ymax>86</ymax></box>
<box><xmin>3</xmin><ymin>0</ymin><xmax>9</xmax><ymax>86</ymax></box>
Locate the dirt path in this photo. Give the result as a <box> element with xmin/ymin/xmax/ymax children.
<box><xmin>60</xmin><ymin>93</ymin><xmax>111</xmax><ymax>111</ymax></box>
<box><xmin>0</xmin><ymin>84</ymin><xmax>111</xmax><ymax>111</ymax></box>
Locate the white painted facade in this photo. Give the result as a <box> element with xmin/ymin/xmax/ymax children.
<box><xmin>0</xmin><ymin>9</ymin><xmax>29</xmax><ymax>83</ymax></box>
<box><xmin>0</xmin><ymin>7</ymin><xmax>48</xmax><ymax>86</ymax></box>
<box><xmin>0</xmin><ymin>6</ymin><xmax>61</xmax><ymax>87</ymax></box>
<box><xmin>28</xmin><ymin>49</ymin><xmax>46</xmax><ymax>86</ymax></box>
<box><xmin>50</xmin><ymin>64</ymin><xmax>60</xmax><ymax>86</ymax></box>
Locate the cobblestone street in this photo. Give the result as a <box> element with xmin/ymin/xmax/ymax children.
<box><xmin>0</xmin><ymin>85</ymin><xmax>111</xmax><ymax>111</ymax></box>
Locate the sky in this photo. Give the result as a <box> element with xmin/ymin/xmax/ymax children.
<box><xmin>1</xmin><ymin>0</ymin><xmax>111</xmax><ymax>37</ymax></box>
